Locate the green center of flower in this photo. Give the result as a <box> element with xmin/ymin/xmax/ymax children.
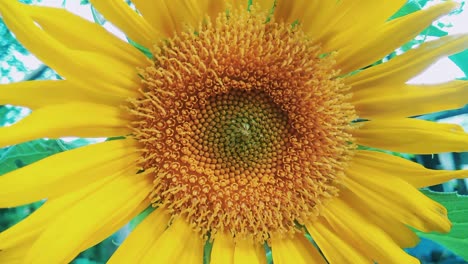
<box><xmin>129</xmin><ymin>7</ymin><xmax>355</xmax><ymax>241</ymax></box>
<box><xmin>198</xmin><ymin>90</ymin><xmax>289</xmax><ymax>169</ymax></box>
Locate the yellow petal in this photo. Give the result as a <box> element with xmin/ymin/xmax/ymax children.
<box><xmin>0</xmin><ymin>139</ymin><xmax>136</xmax><ymax>207</ymax></box>
<box><xmin>82</xmin><ymin>199</ymin><xmax>149</xmax><ymax>251</ymax></box>
<box><xmin>211</xmin><ymin>233</ymin><xmax>234</xmax><ymax>264</ymax></box>
<box><xmin>270</xmin><ymin>234</ymin><xmax>326</xmax><ymax>264</ymax></box>
<box><xmin>306</xmin><ymin>218</ymin><xmax>370</xmax><ymax>264</ymax></box>
<box><xmin>0</xmin><ymin>80</ymin><xmax>122</xmax><ymax>109</ymax></box>
<box><xmin>339</xmin><ymin>190</ymin><xmax>420</xmax><ymax>248</ymax></box>
<box><xmin>24</xmin><ymin>172</ymin><xmax>152</xmax><ymax>263</ymax></box>
<box><xmin>26</xmin><ymin>5</ymin><xmax>147</xmax><ymax>68</ymax></box>
<box><xmin>353</xmin><ymin>118</ymin><xmax>468</xmax><ymax>154</ymax></box>
<box><xmin>320</xmin><ymin>198</ymin><xmax>420</xmax><ymax>264</ymax></box>
<box><xmin>347</xmin><ymin>34</ymin><xmax>468</xmax><ymax>88</ymax></box>
<box><xmin>337</xmin><ymin>1</ymin><xmax>458</xmax><ymax>73</ymax></box>
<box><xmin>108</xmin><ymin>208</ymin><xmax>171</xmax><ymax>264</ymax></box>
<box><xmin>315</xmin><ymin>1</ymin><xmax>407</xmax><ymax>53</ymax></box>
<box><xmin>140</xmin><ymin>218</ymin><xmax>204</xmax><ymax>264</ymax></box>
<box><xmin>0</xmin><ymin>242</ymin><xmax>32</xmax><ymax>264</ymax></box>
<box><xmin>133</xmin><ymin>0</ymin><xmax>227</xmax><ymax>37</ymax></box>
<box><xmin>352</xmin><ymin>81</ymin><xmax>468</xmax><ymax>118</ymax></box>
<box><xmin>353</xmin><ymin>150</ymin><xmax>468</xmax><ymax>188</ymax></box>
<box><xmin>89</xmin><ymin>0</ymin><xmax>160</xmax><ymax>48</ymax></box>
<box><xmin>0</xmin><ymin>169</ymin><xmax>120</xmax><ymax>249</ymax></box>
<box><xmin>0</xmin><ymin>0</ymin><xmax>138</xmax><ymax>98</ymax></box>
<box><xmin>233</xmin><ymin>237</ymin><xmax>266</xmax><ymax>264</ymax></box>
<box><xmin>344</xmin><ymin>168</ymin><xmax>451</xmax><ymax>233</ymax></box>
<box><xmin>0</xmin><ymin>102</ymin><xmax>129</xmax><ymax>148</ymax></box>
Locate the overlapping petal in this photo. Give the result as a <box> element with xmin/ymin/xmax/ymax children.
<box><xmin>0</xmin><ymin>139</ymin><xmax>137</xmax><ymax>207</ymax></box>
<box><xmin>354</xmin><ymin>118</ymin><xmax>468</xmax><ymax>154</ymax></box>
<box><xmin>0</xmin><ymin>103</ymin><xmax>130</xmax><ymax>148</ymax></box>
<box><xmin>24</xmin><ymin>172</ymin><xmax>152</xmax><ymax>263</ymax></box>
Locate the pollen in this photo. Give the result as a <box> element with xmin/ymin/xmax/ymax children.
<box><xmin>129</xmin><ymin>7</ymin><xmax>356</xmax><ymax>242</ymax></box>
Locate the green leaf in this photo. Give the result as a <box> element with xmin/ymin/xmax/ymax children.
<box><xmin>390</xmin><ymin>0</ymin><xmax>428</xmax><ymax>20</ymax></box>
<box><xmin>421</xmin><ymin>25</ymin><xmax>448</xmax><ymax>38</ymax></box>
<box><xmin>418</xmin><ymin>190</ymin><xmax>468</xmax><ymax>260</ymax></box>
<box><xmin>449</xmin><ymin>50</ymin><xmax>468</xmax><ymax>78</ymax></box>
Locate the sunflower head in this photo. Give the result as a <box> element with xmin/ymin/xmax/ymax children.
<box><xmin>128</xmin><ymin>7</ymin><xmax>356</xmax><ymax>241</ymax></box>
<box><xmin>0</xmin><ymin>0</ymin><xmax>467</xmax><ymax>263</ymax></box>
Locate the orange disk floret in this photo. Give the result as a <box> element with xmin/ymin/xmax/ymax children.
<box><xmin>128</xmin><ymin>8</ymin><xmax>356</xmax><ymax>242</ymax></box>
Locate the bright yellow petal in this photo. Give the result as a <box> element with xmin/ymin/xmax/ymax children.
<box><xmin>211</xmin><ymin>233</ymin><xmax>234</xmax><ymax>264</ymax></box>
<box><xmin>24</xmin><ymin>172</ymin><xmax>152</xmax><ymax>264</ymax></box>
<box><xmin>108</xmin><ymin>208</ymin><xmax>171</xmax><ymax>264</ymax></box>
<box><xmin>270</xmin><ymin>234</ymin><xmax>326</xmax><ymax>264</ymax></box>
<box><xmin>82</xmin><ymin>199</ymin><xmax>149</xmax><ymax>251</ymax></box>
<box><xmin>306</xmin><ymin>218</ymin><xmax>370</xmax><ymax>264</ymax></box>
<box><xmin>320</xmin><ymin>198</ymin><xmax>419</xmax><ymax>264</ymax></box>
<box><xmin>233</xmin><ymin>237</ymin><xmax>266</xmax><ymax>264</ymax></box>
<box><xmin>337</xmin><ymin>1</ymin><xmax>458</xmax><ymax>73</ymax></box>
<box><xmin>133</xmin><ymin>0</ymin><xmax>227</xmax><ymax>37</ymax></box>
<box><xmin>353</xmin><ymin>118</ymin><xmax>468</xmax><ymax>154</ymax></box>
<box><xmin>0</xmin><ymin>169</ymin><xmax>120</xmax><ymax>249</ymax></box>
<box><xmin>344</xmin><ymin>169</ymin><xmax>451</xmax><ymax>233</ymax></box>
<box><xmin>0</xmin><ymin>80</ymin><xmax>122</xmax><ymax>109</ymax></box>
<box><xmin>0</xmin><ymin>242</ymin><xmax>32</xmax><ymax>264</ymax></box>
<box><xmin>352</xmin><ymin>81</ymin><xmax>468</xmax><ymax>119</ymax></box>
<box><xmin>353</xmin><ymin>150</ymin><xmax>468</xmax><ymax>188</ymax></box>
<box><xmin>347</xmin><ymin>34</ymin><xmax>468</xmax><ymax>87</ymax></box>
<box><xmin>89</xmin><ymin>0</ymin><xmax>160</xmax><ymax>48</ymax></box>
<box><xmin>0</xmin><ymin>0</ymin><xmax>138</xmax><ymax>98</ymax></box>
<box><xmin>0</xmin><ymin>102</ymin><xmax>129</xmax><ymax>148</ymax></box>
<box><xmin>140</xmin><ymin>218</ymin><xmax>204</xmax><ymax>264</ymax></box>
<box><xmin>312</xmin><ymin>1</ymin><xmax>406</xmax><ymax>53</ymax></box>
<box><xmin>339</xmin><ymin>190</ymin><xmax>420</xmax><ymax>248</ymax></box>
<box><xmin>26</xmin><ymin>5</ymin><xmax>147</xmax><ymax>68</ymax></box>
<box><xmin>0</xmin><ymin>139</ymin><xmax>136</xmax><ymax>207</ymax></box>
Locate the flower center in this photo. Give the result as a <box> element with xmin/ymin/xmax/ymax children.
<box><xmin>129</xmin><ymin>7</ymin><xmax>355</xmax><ymax>241</ymax></box>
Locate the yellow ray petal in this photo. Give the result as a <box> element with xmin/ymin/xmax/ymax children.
<box><xmin>233</xmin><ymin>237</ymin><xmax>266</xmax><ymax>264</ymax></box>
<box><xmin>82</xmin><ymin>199</ymin><xmax>149</xmax><ymax>251</ymax></box>
<box><xmin>344</xmin><ymin>169</ymin><xmax>451</xmax><ymax>233</ymax></box>
<box><xmin>353</xmin><ymin>150</ymin><xmax>468</xmax><ymax>187</ymax></box>
<box><xmin>311</xmin><ymin>0</ymin><xmax>407</xmax><ymax>53</ymax></box>
<box><xmin>0</xmin><ymin>139</ymin><xmax>136</xmax><ymax>207</ymax></box>
<box><xmin>352</xmin><ymin>81</ymin><xmax>468</xmax><ymax>119</ymax></box>
<box><xmin>0</xmin><ymin>80</ymin><xmax>123</xmax><ymax>109</ymax></box>
<box><xmin>140</xmin><ymin>218</ymin><xmax>204</xmax><ymax>264</ymax></box>
<box><xmin>0</xmin><ymin>0</ymin><xmax>138</xmax><ymax>98</ymax></box>
<box><xmin>0</xmin><ymin>242</ymin><xmax>32</xmax><ymax>264</ymax></box>
<box><xmin>108</xmin><ymin>208</ymin><xmax>171</xmax><ymax>264</ymax></box>
<box><xmin>211</xmin><ymin>233</ymin><xmax>234</xmax><ymax>264</ymax></box>
<box><xmin>306</xmin><ymin>218</ymin><xmax>370</xmax><ymax>264</ymax></box>
<box><xmin>89</xmin><ymin>0</ymin><xmax>160</xmax><ymax>48</ymax></box>
<box><xmin>0</xmin><ymin>102</ymin><xmax>130</xmax><ymax>148</ymax></box>
<box><xmin>339</xmin><ymin>190</ymin><xmax>420</xmax><ymax>248</ymax></box>
<box><xmin>320</xmin><ymin>198</ymin><xmax>420</xmax><ymax>264</ymax></box>
<box><xmin>0</xmin><ymin>168</ymin><xmax>121</xmax><ymax>249</ymax></box>
<box><xmin>24</xmin><ymin>172</ymin><xmax>152</xmax><ymax>263</ymax></box>
<box><xmin>270</xmin><ymin>234</ymin><xmax>326</xmax><ymax>264</ymax></box>
<box><xmin>347</xmin><ymin>34</ymin><xmax>468</xmax><ymax>88</ymax></box>
<box><xmin>256</xmin><ymin>0</ymin><xmax>274</xmax><ymax>10</ymax></box>
<box><xmin>353</xmin><ymin>118</ymin><xmax>468</xmax><ymax>154</ymax></box>
<box><xmin>132</xmin><ymin>0</ymin><xmax>227</xmax><ymax>37</ymax></box>
<box><xmin>26</xmin><ymin>5</ymin><xmax>147</xmax><ymax>68</ymax></box>
<box><xmin>337</xmin><ymin>1</ymin><xmax>458</xmax><ymax>73</ymax></box>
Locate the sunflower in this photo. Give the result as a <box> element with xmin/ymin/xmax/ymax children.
<box><xmin>1</xmin><ymin>0</ymin><xmax>468</xmax><ymax>263</ymax></box>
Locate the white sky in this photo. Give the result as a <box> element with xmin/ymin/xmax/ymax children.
<box><xmin>2</xmin><ymin>0</ymin><xmax>468</xmax><ymax>84</ymax></box>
